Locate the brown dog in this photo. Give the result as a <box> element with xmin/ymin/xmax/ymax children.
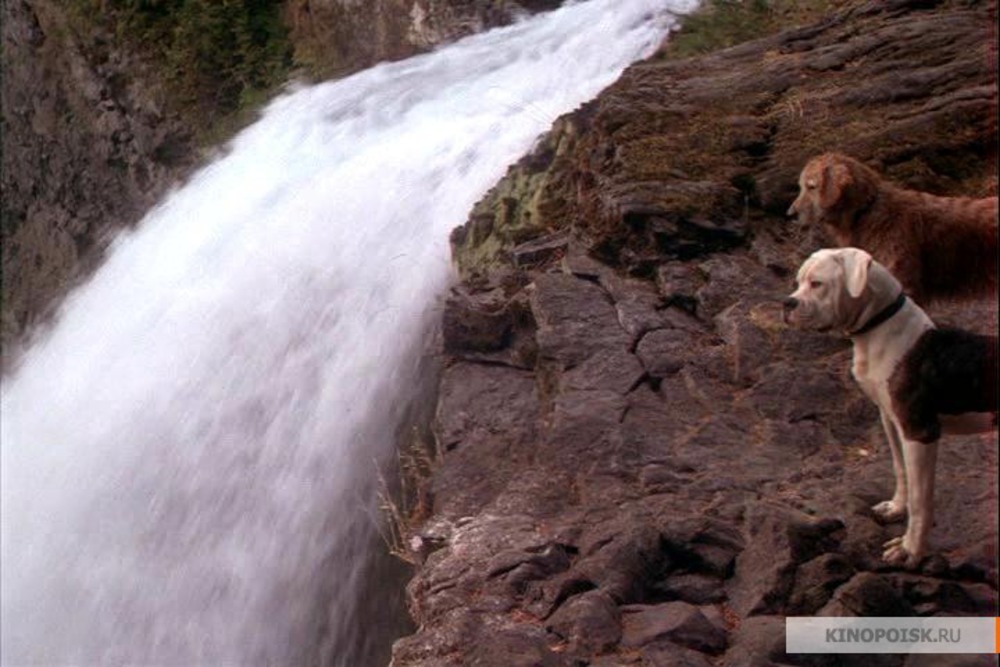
<box><xmin>787</xmin><ymin>153</ymin><xmax>998</xmax><ymax>303</ymax></box>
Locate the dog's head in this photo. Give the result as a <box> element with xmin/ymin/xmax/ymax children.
<box><xmin>787</xmin><ymin>153</ymin><xmax>879</xmax><ymax>230</ymax></box>
<box><xmin>783</xmin><ymin>247</ymin><xmax>901</xmax><ymax>334</ymax></box>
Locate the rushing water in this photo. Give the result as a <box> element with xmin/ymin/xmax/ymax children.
<box><xmin>0</xmin><ymin>1</ymin><xmax>695</xmax><ymax>664</ymax></box>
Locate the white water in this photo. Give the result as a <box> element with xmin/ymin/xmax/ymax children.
<box><xmin>1</xmin><ymin>1</ymin><xmax>695</xmax><ymax>664</ymax></box>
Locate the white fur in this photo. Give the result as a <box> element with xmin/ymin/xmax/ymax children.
<box><xmin>786</xmin><ymin>248</ymin><xmax>937</xmax><ymax>568</ymax></box>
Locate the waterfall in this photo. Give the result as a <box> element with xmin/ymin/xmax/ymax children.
<box><xmin>0</xmin><ymin>1</ymin><xmax>695</xmax><ymax>664</ymax></box>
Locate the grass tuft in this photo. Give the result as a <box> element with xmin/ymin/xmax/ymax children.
<box><xmin>661</xmin><ymin>0</ymin><xmax>847</xmax><ymax>59</ymax></box>
<box><xmin>375</xmin><ymin>427</ymin><xmax>439</xmax><ymax>565</ymax></box>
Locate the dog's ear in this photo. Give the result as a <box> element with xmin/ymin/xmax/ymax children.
<box><xmin>842</xmin><ymin>248</ymin><xmax>873</xmax><ymax>298</ymax></box>
<box><xmin>819</xmin><ymin>161</ymin><xmax>852</xmax><ymax>210</ymax></box>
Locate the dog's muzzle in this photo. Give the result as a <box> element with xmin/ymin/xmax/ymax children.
<box><xmin>782</xmin><ymin>297</ymin><xmax>799</xmax><ymax>324</ymax></box>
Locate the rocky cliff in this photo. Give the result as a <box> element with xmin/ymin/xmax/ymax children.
<box><xmin>0</xmin><ymin>0</ymin><xmax>555</xmax><ymax>360</ymax></box>
<box><xmin>392</xmin><ymin>1</ymin><xmax>999</xmax><ymax>665</ymax></box>
<box><xmin>285</xmin><ymin>0</ymin><xmax>562</xmax><ymax>76</ymax></box>
<box><xmin>1</xmin><ymin>0</ymin><xmax>194</xmax><ymax>353</ymax></box>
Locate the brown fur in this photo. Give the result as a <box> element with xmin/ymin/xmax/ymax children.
<box><xmin>788</xmin><ymin>152</ymin><xmax>999</xmax><ymax>303</ymax></box>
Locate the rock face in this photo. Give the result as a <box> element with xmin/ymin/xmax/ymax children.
<box><xmin>285</xmin><ymin>0</ymin><xmax>560</xmax><ymax>77</ymax></box>
<box><xmin>393</xmin><ymin>2</ymin><xmax>998</xmax><ymax>665</ymax></box>
<box><xmin>1</xmin><ymin>0</ymin><xmax>194</xmax><ymax>353</ymax></box>
<box><xmin>1</xmin><ymin>0</ymin><xmax>557</xmax><ymax>359</ymax></box>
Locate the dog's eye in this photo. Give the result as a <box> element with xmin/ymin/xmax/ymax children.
<box><xmin>809</xmin><ymin>280</ymin><xmax>823</xmax><ymax>288</ymax></box>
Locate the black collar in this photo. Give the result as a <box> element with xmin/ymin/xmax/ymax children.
<box><xmin>850</xmin><ymin>292</ymin><xmax>907</xmax><ymax>337</ymax></box>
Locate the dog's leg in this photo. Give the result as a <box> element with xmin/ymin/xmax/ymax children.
<box><xmin>871</xmin><ymin>408</ymin><xmax>907</xmax><ymax>523</ymax></box>
<box><xmin>883</xmin><ymin>436</ymin><xmax>938</xmax><ymax>569</ymax></box>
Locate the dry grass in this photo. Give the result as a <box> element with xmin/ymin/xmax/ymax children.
<box><xmin>659</xmin><ymin>0</ymin><xmax>850</xmax><ymax>60</ymax></box>
<box><xmin>376</xmin><ymin>427</ymin><xmax>439</xmax><ymax>564</ymax></box>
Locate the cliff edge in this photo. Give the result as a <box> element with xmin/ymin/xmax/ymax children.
<box><xmin>392</xmin><ymin>2</ymin><xmax>999</xmax><ymax>665</ymax></box>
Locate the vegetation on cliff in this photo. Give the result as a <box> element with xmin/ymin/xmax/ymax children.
<box><xmin>65</xmin><ymin>0</ymin><xmax>293</xmax><ymax>140</ymax></box>
<box><xmin>452</xmin><ymin>0</ymin><xmax>997</xmax><ymax>278</ymax></box>
<box><xmin>661</xmin><ymin>0</ymin><xmax>842</xmax><ymax>59</ymax></box>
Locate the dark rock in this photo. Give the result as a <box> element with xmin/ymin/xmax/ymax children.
<box><xmin>662</xmin><ymin>518</ymin><xmax>745</xmax><ymax>579</ymax></box>
<box><xmin>655</xmin><ymin>573</ymin><xmax>727</xmax><ymax>605</ymax></box>
<box><xmin>545</xmin><ymin>589</ymin><xmax>621</xmax><ymax>654</ymax></box>
<box><xmin>571</xmin><ymin>520</ymin><xmax>667</xmax><ymax>605</ymax></box>
<box><xmin>713</xmin><ymin>300</ymin><xmax>780</xmax><ymax>385</ymax></box>
<box><xmin>695</xmin><ymin>254</ymin><xmax>784</xmax><ymax>321</ymax></box>
<box><xmin>905</xmin><ymin>655</ymin><xmax>998</xmax><ymax>667</ymax></box>
<box><xmin>530</xmin><ymin>273</ymin><xmax>631</xmax><ymax>366</ymax></box>
<box><xmin>470</xmin><ymin>628</ymin><xmax>567</xmax><ymax>667</ymax></box>
<box><xmin>512</xmin><ymin>231</ymin><xmax>570</xmax><ymax>268</ymax></box>
<box><xmin>442</xmin><ymin>286</ymin><xmax>513</xmax><ymax>353</ymax></box>
<box><xmin>601</xmin><ymin>272</ymin><xmax>678</xmax><ymax>341</ymax></box>
<box><xmin>487</xmin><ymin>544</ymin><xmax>572</xmax><ymax>580</ymax></box>
<box><xmin>720</xmin><ymin>615</ymin><xmax>862</xmax><ymax>667</ymax></box>
<box><xmin>435</xmin><ymin>362</ymin><xmax>538</xmax><ymax>453</ymax></box>
<box><xmin>636</xmin><ymin>328</ymin><xmax>692</xmax><ymax>378</ymax></box>
<box><xmin>559</xmin><ymin>349</ymin><xmax>645</xmax><ymax>395</ymax></box>
<box><xmin>543</xmin><ymin>389</ymin><xmax>627</xmax><ymax>469</ymax></box>
<box><xmin>744</xmin><ymin>363</ymin><xmax>850</xmax><ymax>424</ymax></box>
<box><xmin>620</xmin><ymin>601</ymin><xmax>727</xmax><ymax>654</ymax></box>
<box><xmin>641</xmin><ymin>642</ymin><xmax>715</xmax><ymax>667</ymax></box>
<box><xmin>727</xmin><ymin>506</ymin><xmax>844</xmax><ymax>617</ymax></box>
<box><xmin>893</xmin><ymin>574</ymin><xmax>995</xmax><ymax>616</ymax></box>
<box><xmin>818</xmin><ymin>572</ymin><xmax>914</xmax><ymax>617</ymax></box>
<box><xmin>639</xmin><ymin>464</ymin><xmax>690</xmax><ymax>495</ymax></box>
<box><xmin>722</xmin><ymin>615</ymin><xmax>787</xmax><ymax>667</ymax></box>
<box><xmin>622</xmin><ymin>381</ymin><xmax>709</xmax><ymax>462</ymax></box>
<box><xmin>787</xmin><ymin>553</ymin><xmax>856</xmax><ymax>615</ymax></box>
<box><xmin>656</xmin><ymin>262</ymin><xmax>704</xmax><ymax>306</ymax></box>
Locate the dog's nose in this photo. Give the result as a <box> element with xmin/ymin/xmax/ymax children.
<box><xmin>782</xmin><ymin>297</ymin><xmax>798</xmax><ymax>312</ymax></box>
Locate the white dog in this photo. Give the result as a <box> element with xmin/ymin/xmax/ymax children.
<box><xmin>783</xmin><ymin>248</ymin><xmax>998</xmax><ymax>568</ymax></box>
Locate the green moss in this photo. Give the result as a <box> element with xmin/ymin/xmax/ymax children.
<box><xmin>451</xmin><ymin>117</ymin><xmax>581</xmax><ymax>277</ymax></box>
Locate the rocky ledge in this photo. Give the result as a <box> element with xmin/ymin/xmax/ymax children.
<box><xmin>391</xmin><ymin>1</ymin><xmax>998</xmax><ymax>666</ymax></box>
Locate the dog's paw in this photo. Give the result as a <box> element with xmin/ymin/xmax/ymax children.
<box><xmin>871</xmin><ymin>500</ymin><xmax>906</xmax><ymax>523</ymax></box>
<box><xmin>882</xmin><ymin>536</ymin><xmax>923</xmax><ymax>570</ymax></box>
